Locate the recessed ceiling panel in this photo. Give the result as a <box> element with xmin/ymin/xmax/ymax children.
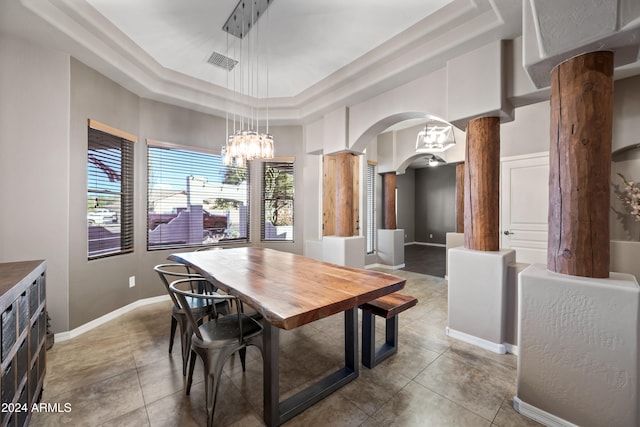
<box><xmin>86</xmin><ymin>0</ymin><xmax>452</xmax><ymax>98</ymax></box>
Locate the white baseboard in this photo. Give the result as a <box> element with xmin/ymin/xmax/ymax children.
<box><xmin>406</xmin><ymin>241</ymin><xmax>446</xmax><ymax>248</ymax></box>
<box><xmin>54</xmin><ymin>294</ymin><xmax>170</xmax><ymax>342</ymax></box>
<box><xmin>504</xmin><ymin>342</ymin><xmax>519</xmax><ymax>355</ymax></box>
<box><xmin>445</xmin><ymin>327</ymin><xmax>506</xmax><ymax>354</ymax></box>
<box><xmin>513</xmin><ymin>397</ymin><xmax>579</xmax><ymax>427</ymax></box>
<box><xmin>365</xmin><ymin>263</ymin><xmax>405</xmax><ymax>270</ymax></box>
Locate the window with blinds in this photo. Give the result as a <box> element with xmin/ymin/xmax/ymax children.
<box><xmin>147</xmin><ymin>140</ymin><xmax>250</xmax><ymax>250</ymax></box>
<box><xmin>366</xmin><ymin>161</ymin><xmax>377</xmax><ymax>254</ymax></box>
<box><xmin>87</xmin><ymin>122</ymin><xmax>134</xmax><ymax>260</ymax></box>
<box><xmin>261</xmin><ymin>159</ymin><xmax>294</xmax><ymax>241</ymax></box>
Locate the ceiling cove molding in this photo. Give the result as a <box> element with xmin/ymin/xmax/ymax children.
<box><xmin>22</xmin><ymin>0</ymin><xmax>518</xmax><ymax>125</ymax></box>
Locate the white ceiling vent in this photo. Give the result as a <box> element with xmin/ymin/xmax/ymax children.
<box><xmin>207</xmin><ymin>51</ymin><xmax>238</xmax><ymax>71</ymax></box>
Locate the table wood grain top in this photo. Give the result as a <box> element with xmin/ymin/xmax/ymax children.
<box><xmin>169</xmin><ymin>247</ymin><xmax>405</xmax><ymax>330</ymax></box>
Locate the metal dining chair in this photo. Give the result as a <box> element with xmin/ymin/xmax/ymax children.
<box><xmin>169</xmin><ymin>278</ymin><xmax>263</xmax><ymax>427</ymax></box>
<box><xmin>154</xmin><ymin>264</ymin><xmax>230</xmax><ymax>375</ymax></box>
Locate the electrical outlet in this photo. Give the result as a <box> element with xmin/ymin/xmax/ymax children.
<box><xmin>129</xmin><ymin>276</ymin><xmax>135</xmax><ymax>288</ymax></box>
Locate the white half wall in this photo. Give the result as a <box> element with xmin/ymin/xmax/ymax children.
<box><xmin>517</xmin><ymin>263</ymin><xmax>640</xmax><ymax>427</ymax></box>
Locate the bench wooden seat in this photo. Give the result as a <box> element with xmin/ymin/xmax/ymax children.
<box><xmin>361</xmin><ymin>292</ymin><xmax>418</xmax><ymax>368</ymax></box>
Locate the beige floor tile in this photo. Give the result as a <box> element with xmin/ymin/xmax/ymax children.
<box><xmin>281</xmin><ymin>390</ymin><xmax>369</xmax><ymax>427</ymax></box>
<box><xmin>36</xmin><ymin>272</ymin><xmax>528</xmax><ymax>426</ymax></box>
<box><xmin>32</xmin><ymin>369</ymin><xmax>146</xmax><ymax>427</ymax></box>
<box><xmin>414</xmin><ymin>354</ymin><xmax>510</xmax><ymax>421</ymax></box>
<box><xmin>492</xmin><ymin>398</ymin><xmax>544</xmax><ymax>427</ymax></box>
<box><xmin>99</xmin><ymin>407</ymin><xmax>150</xmax><ymax>427</ymax></box>
<box><xmin>371</xmin><ymin>381</ymin><xmax>491</xmax><ymax>427</ymax></box>
<box><xmin>43</xmin><ymin>338</ymin><xmax>136</xmax><ymax>398</ymax></box>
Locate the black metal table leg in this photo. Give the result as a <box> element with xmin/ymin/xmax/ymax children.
<box><xmin>262</xmin><ymin>308</ymin><xmax>360</xmax><ymax>426</ymax></box>
<box><xmin>263</xmin><ymin>321</ymin><xmax>280</xmax><ymax>427</ymax></box>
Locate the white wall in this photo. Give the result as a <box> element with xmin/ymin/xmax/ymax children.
<box><xmin>500</xmin><ymin>101</ymin><xmax>550</xmax><ymax>158</ymax></box>
<box><xmin>0</xmin><ymin>34</ymin><xmax>70</xmax><ymax>332</ymax></box>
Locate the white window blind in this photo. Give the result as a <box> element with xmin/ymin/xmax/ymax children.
<box><xmin>87</xmin><ymin>122</ymin><xmax>134</xmax><ymax>259</ymax></box>
<box><xmin>366</xmin><ymin>161</ymin><xmax>377</xmax><ymax>254</ymax></box>
<box><xmin>147</xmin><ymin>140</ymin><xmax>250</xmax><ymax>250</ymax></box>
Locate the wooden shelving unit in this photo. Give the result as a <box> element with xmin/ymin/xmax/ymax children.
<box><xmin>0</xmin><ymin>261</ymin><xmax>46</xmax><ymax>427</ymax></box>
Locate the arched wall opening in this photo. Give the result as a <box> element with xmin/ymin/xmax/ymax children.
<box><xmin>352</xmin><ymin>111</ymin><xmax>463</xmax><ymax>276</ymax></box>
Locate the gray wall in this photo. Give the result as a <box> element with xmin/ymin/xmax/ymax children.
<box><xmin>68</xmin><ymin>60</ymin><xmax>306</xmax><ymax>328</ymax></box>
<box><xmin>0</xmin><ymin>34</ymin><xmax>71</xmax><ymax>332</ymax></box>
<box><xmin>69</xmin><ymin>58</ymin><xmax>142</xmax><ymax>329</ymax></box>
<box><xmin>414</xmin><ymin>164</ymin><xmax>456</xmax><ymax>245</ymax></box>
<box><xmin>68</xmin><ymin>59</ymin><xmax>304</xmax><ymax>329</ymax></box>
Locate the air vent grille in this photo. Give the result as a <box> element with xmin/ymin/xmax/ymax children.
<box><xmin>207</xmin><ymin>51</ymin><xmax>238</xmax><ymax>71</ymax></box>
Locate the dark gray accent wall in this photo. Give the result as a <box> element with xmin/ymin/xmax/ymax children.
<box><xmin>396</xmin><ymin>169</ymin><xmax>415</xmax><ymax>243</ymax></box>
<box><xmin>414</xmin><ymin>164</ymin><xmax>456</xmax><ymax>245</ymax></box>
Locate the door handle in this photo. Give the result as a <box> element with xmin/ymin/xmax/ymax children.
<box><xmin>503</xmin><ymin>230</ymin><xmax>515</xmax><ymax>236</ymax></box>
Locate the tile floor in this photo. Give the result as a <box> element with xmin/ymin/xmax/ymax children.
<box><xmin>31</xmin><ymin>269</ymin><xmax>541</xmax><ymax>427</ymax></box>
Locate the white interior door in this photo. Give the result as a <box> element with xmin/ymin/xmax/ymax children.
<box><xmin>500</xmin><ymin>153</ymin><xmax>549</xmax><ymax>264</ymax></box>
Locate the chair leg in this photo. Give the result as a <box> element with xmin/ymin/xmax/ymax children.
<box><xmin>239</xmin><ymin>347</ymin><xmax>247</xmax><ymax>371</ymax></box>
<box><xmin>209</xmin><ymin>359</ymin><xmax>226</xmax><ymax>427</ymax></box>
<box><xmin>177</xmin><ymin>316</ymin><xmax>192</xmax><ymax>376</ymax></box>
<box><xmin>186</xmin><ymin>349</ymin><xmax>197</xmax><ymax>395</ymax></box>
<box><xmin>169</xmin><ymin>316</ymin><xmax>177</xmax><ymax>353</ymax></box>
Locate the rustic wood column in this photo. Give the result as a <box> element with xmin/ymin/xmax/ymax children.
<box><xmin>335</xmin><ymin>152</ymin><xmax>354</xmax><ymax>236</ymax></box>
<box><xmin>456</xmin><ymin>163</ymin><xmax>465</xmax><ymax>233</ymax></box>
<box><xmin>464</xmin><ymin>117</ymin><xmax>500</xmax><ymax>251</ymax></box>
<box><xmin>382</xmin><ymin>172</ymin><xmax>396</xmax><ymax>230</ymax></box>
<box><xmin>548</xmin><ymin>51</ymin><xmax>613</xmax><ymax>278</ymax></box>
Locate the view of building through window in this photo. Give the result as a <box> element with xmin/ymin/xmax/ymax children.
<box><xmin>147</xmin><ymin>141</ymin><xmax>250</xmax><ymax>250</ymax></box>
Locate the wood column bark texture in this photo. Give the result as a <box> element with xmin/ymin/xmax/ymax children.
<box><xmin>464</xmin><ymin>117</ymin><xmax>500</xmax><ymax>251</ymax></box>
<box><xmin>456</xmin><ymin>163</ymin><xmax>465</xmax><ymax>233</ymax></box>
<box><xmin>548</xmin><ymin>51</ymin><xmax>613</xmax><ymax>278</ymax></box>
<box><xmin>335</xmin><ymin>152</ymin><xmax>354</xmax><ymax>237</ymax></box>
<box><xmin>383</xmin><ymin>173</ymin><xmax>396</xmax><ymax>230</ymax></box>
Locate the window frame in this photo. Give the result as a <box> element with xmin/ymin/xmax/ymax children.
<box><xmin>146</xmin><ymin>139</ymin><xmax>251</xmax><ymax>251</ymax></box>
<box><xmin>261</xmin><ymin>158</ymin><xmax>295</xmax><ymax>242</ymax></box>
<box><xmin>87</xmin><ymin>119</ymin><xmax>135</xmax><ymax>260</ymax></box>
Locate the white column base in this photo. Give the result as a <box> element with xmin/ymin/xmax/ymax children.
<box><xmin>322</xmin><ymin>235</ymin><xmax>365</xmax><ymax>268</ymax></box>
<box><xmin>447</xmin><ymin>247</ymin><xmax>516</xmax><ymax>352</ymax></box>
<box><xmin>517</xmin><ymin>264</ymin><xmax>640</xmax><ymax>427</ymax></box>
<box><xmin>377</xmin><ymin>229</ymin><xmax>405</xmax><ymax>268</ymax></box>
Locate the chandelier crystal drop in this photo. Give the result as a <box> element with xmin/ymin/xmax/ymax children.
<box><xmin>222</xmin><ymin>130</ymin><xmax>274</xmax><ymax>168</ymax></box>
<box><xmin>221</xmin><ymin>0</ymin><xmax>275</xmax><ymax>168</ymax></box>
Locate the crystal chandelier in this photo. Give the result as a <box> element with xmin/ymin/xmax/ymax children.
<box><xmin>222</xmin><ymin>0</ymin><xmax>275</xmax><ymax>168</ymax></box>
<box><xmin>416</xmin><ymin>122</ymin><xmax>456</xmax><ymax>153</ymax></box>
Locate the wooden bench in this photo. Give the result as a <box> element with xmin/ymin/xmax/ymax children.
<box><xmin>361</xmin><ymin>292</ymin><xmax>418</xmax><ymax>368</ymax></box>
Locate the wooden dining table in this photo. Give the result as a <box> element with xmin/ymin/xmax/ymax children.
<box><xmin>169</xmin><ymin>246</ymin><xmax>406</xmax><ymax>426</ymax></box>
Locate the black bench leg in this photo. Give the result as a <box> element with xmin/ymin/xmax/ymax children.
<box><xmin>362</xmin><ymin>311</ymin><xmax>375</xmax><ymax>368</ymax></box>
<box><xmin>362</xmin><ymin>312</ymin><xmax>399</xmax><ymax>368</ymax></box>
